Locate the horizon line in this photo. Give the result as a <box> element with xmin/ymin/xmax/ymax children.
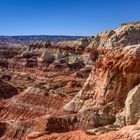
<box><xmin>0</xmin><ymin>34</ymin><xmax>90</xmax><ymax>37</ymax></box>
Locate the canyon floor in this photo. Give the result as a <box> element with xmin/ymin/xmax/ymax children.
<box><xmin>1</xmin><ymin>21</ymin><xmax>140</xmax><ymax>140</ymax></box>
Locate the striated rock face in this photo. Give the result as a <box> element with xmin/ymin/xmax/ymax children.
<box><xmin>1</xmin><ymin>21</ymin><xmax>140</xmax><ymax>140</ymax></box>
<box><xmin>0</xmin><ymin>85</ymin><xmax>72</xmax><ymax>140</ymax></box>
<box><xmin>26</xmin><ymin>43</ymin><xmax>140</xmax><ymax>140</ymax></box>
<box><xmin>64</xmin><ymin>44</ymin><xmax>140</xmax><ymax>113</ymax></box>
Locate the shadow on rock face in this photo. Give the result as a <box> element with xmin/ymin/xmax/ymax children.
<box><xmin>0</xmin><ymin>122</ymin><xmax>7</xmax><ymax>137</ymax></box>
<box><xmin>0</xmin><ymin>79</ymin><xmax>18</xmax><ymax>99</ymax></box>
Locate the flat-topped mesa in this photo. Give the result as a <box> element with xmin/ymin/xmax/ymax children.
<box><xmin>64</xmin><ymin>44</ymin><xmax>140</xmax><ymax>113</ymax></box>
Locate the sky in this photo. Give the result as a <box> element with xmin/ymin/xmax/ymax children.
<box><xmin>0</xmin><ymin>0</ymin><xmax>140</xmax><ymax>36</ymax></box>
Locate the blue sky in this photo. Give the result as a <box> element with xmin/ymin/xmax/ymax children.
<box><xmin>0</xmin><ymin>0</ymin><xmax>140</xmax><ymax>36</ymax></box>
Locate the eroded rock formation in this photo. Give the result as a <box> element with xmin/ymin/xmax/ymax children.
<box><xmin>0</xmin><ymin>21</ymin><xmax>140</xmax><ymax>140</ymax></box>
<box><xmin>64</xmin><ymin>44</ymin><xmax>140</xmax><ymax>113</ymax></box>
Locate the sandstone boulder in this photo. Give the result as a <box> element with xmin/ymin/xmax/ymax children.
<box><xmin>115</xmin><ymin>84</ymin><xmax>140</xmax><ymax>126</ymax></box>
